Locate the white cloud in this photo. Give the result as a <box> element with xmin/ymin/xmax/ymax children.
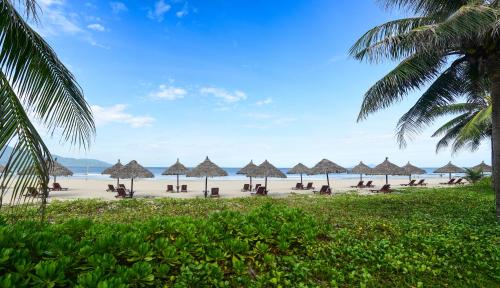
<box><xmin>246</xmin><ymin>113</ymin><xmax>273</xmax><ymax>119</ymax></box>
<box><xmin>176</xmin><ymin>3</ymin><xmax>189</xmax><ymax>18</ymax></box>
<box><xmin>256</xmin><ymin>98</ymin><xmax>273</xmax><ymax>106</ymax></box>
<box><xmin>110</xmin><ymin>2</ymin><xmax>127</xmax><ymax>14</ymax></box>
<box><xmin>150</xmin><ymin>84</ymin><xmax>187</xmax><ymax>100</ymax></box>
<box><xmin>91</xmin><ymin>104</ymin><xmax>155</xmax><ymax>128</ymax></box>
<box><xmin>87</xmin><ymin>23</ymin><xmax>105</xmax><ymax>31</ymax></box>
<box><xmin>200</xmin><ymin>87</ymin><xmax>247</xmax><ymax>103</ymax></box>
<box><xmin>148</xmin><ymin>0</ymin><xmax>171</xmax><ymax>21</ymax></box>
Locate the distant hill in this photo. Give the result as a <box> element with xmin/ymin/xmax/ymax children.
<box><xmin>0</xmin><ymin>146</ymin><xmax>110</xmax><ymax>168</ymax></box>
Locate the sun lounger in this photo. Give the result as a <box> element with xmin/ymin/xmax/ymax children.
<box><xmin>313</xmin><ymin>185</ymin><xmax>331</xmax><ymax>195</ymax></box>
<box><xmin>370</xmin><ymin>184</ymin><xmax>393</xmax><ymax>193</ymax></box>
<box><xmin>241</xmin><ymin>184</ymin><xmax>251</xmax><ymax>192</ymax></box>
<box><xmin>291</xmin><ymin>183</ymin><xmax>304</xmax><ymax>190</ymax></box>
<box><xmin>51</xmin><ymin>183</ymin><xmax>68</xmax><ymax>191</ymax></box>
<box><xmin>415</xmin><ymin>179</ymin><xmax>426</xmax><ymax>186</ymax></box>
<box><xmin>166</xmin><ymin>185</ymin><xmax>174</xmax><ymax>192</ymax></box>
<box><xmin>115</xmin><ymin>187</ymin><xmax>130</xmax><ymax>198</ymax></box>
<box><xmin>254</xmin><ymin>184</ymin><xmax>261</xmax><ymax>191</ymax></box>
<box><xmin>453</xmin><ymin>178</ymin><xmax>465</xmax><ymax>185</ymax></box>
<box><xmin>304</xmin><ymin>182</ymin><xmax>314</xmax><ymax>190</ymax></box>
<box><xmin>210</xmin><ymin>187</ymin><xmax>220</xmax><ymax>198</ymax></box>
<box><xmin>351</xmin><ymin>181</ymin><xmax>365</xmax><ymax>188</ymax></box>
<box><xmin>181</xmin><ymin>185</ymin><xmax>187</xmax><ymax>192</ymax></box>
<box><xmin>251</xmin><ymin>186</ymin><xmax>267</xmax><ymax>196</ymax></box>
<box><xmin>23</xmin><ymin>187</ymin><xmax>40</xmax><ymax>197</ymax></box>
<box><xmin>106</xmin><ymin>184</ymin><xmax>116</xmax><ymax>192</ymax></box>
<box><xmin>440</xmin><ymin>178</ymin><xmax>455</xmax><ymax>185</ymax></box>
<box><xmin>400</xmin><ymin>179</ymin><xmax>416</xmax><ymax>186</ymax></box>
<box><xmin>365</xmin><ymin>181</ymin><xmax>375</xmax><ymax>188</ymax></box>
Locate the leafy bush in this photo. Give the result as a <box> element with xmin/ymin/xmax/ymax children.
<box><xmin>0</xmin><ymin>186</ymin><xmax>499</xmax><ymax>287</ymax></box>
<box><xmin>464</xmin><ymin>168</ymin><xmax>483</xmax><ymax>184</ymax></box>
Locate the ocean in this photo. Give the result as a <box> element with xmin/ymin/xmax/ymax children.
<box><xmin>67</xmin><ymin>167</ymin><xmax>456</xmax><ymax>181</ymax></box>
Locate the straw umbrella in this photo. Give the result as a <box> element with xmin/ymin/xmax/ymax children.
<box><xmin>434</xmin><ymin>162</ymin><xmax>466</xmax><ymax>179</ymax></box>
<box><xmin>371</xmin><ymin>157</ymin><xmax>406</xmax><ymax>184</ymax></box>
<box><xmin>350</xmin><ymin>161</ymin><xmax>373</xmax><ymax>181</ymax></box>
<box><xmin>162</xmin><ymin>158</ymin><xmax>189</xmax><ymax>192</ymax></box>
<box><xmin>471</xmin><ymin>161</ymin><xmax>492</xmax><ymax>176</ymax></box>
<box><xmin>237</xmin><ymin>160</ymin><xmax>258</xmax><ymax>189</ymax></box>
<box><xmin>249</xmin><ymin>160</ymin><xmax>286</xmax><ymax>191</ymax></box>
<box><xmin>102</xmin><ymin>159</ymin><xmax>124</xmax><ymax>186</ymax></box>
<box><xmin>48</xmin><ymin>158</ymin><xmax>73</xmax><ymax>183</ymax></box>
<box><xmin>111</xmin><ymin>160</ymin><xmax>154</xmax><ymax>197</ymax></box>
<box><xmin>403</xmin><ymin>162</ymin><xmax>426</xmax><ymax>181</ymax></box>
<box><xmin>287</xmin><ymin>163</ymin><xmax>310</xmax><ymax>186</ymax></box>
<box><xmin>309</xmin><ymin>159</ymin><xmax>346</xmax><ymax>187</ymax></box>
<box><xmin>187</xmin><ymin>157</ymin><xmax>228</xmax><ymax>198</ymax></box>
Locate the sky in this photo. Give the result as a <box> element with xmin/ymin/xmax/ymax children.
<box><xmin>30</xmin><ymin>0</ymin><xmax>490</xmax><ymax>167</ymax></box>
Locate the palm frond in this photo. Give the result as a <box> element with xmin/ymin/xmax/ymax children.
<box><xmin>380</xmin><ymin>0</ymin><xmax>468</xmax><ymax>17</ymax></box>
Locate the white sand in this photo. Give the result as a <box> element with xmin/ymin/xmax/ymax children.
<box><xmin>1</xmin><ymin>177</ymin><xmax>451</xmax><ymax>203</ymax></box>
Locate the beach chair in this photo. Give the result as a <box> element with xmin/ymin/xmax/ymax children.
<box><xmin>304</xmin><ymin>182</ymin><xmax>314</xmax><ymax>190</ymax></box>
<box><xmin>51</xmin><ymin>183</ymin><xmax>68</xmax><ymax>191</ymax></box>
<box><xmin>415</xmin><ymin>179</ymin><xmax>426</xmax><ymax>186</ymax></box>
<box><xmin>210</xmin><ymin>187</ymin><xmax>220</xmax><ymax>198</ymax></box>
<box><xmin>241</xmin><ymin>184</ymin><xmax>250</xmax><ymax>192</ymax></box>
<box><xmin>166</xmin><ymin>185</ymin><xmax>174</xmax><ymax>192</ymax></box>
<box><xmin>400</xmin><ymin>180</ymin><xmax>416</xmax><ymax>186</ymax></box>
<box><xmin>370</xmin><ymin>184</ymin><xmax>393</xmax><ymax>193</ymax></box>
<box><xmin>254</xmin><ymin>184</ymin><xmax>261</xmax><ymax>191</ymax></box>
<box><xmin>291</xmin><ymin>183</ymin><xmax>304</xmax><ymax>190</ymax></box>
<box><xmin>440</xmin><ymin>178</ymin><xmax>455</xmax><ymax>185</ymax></box>
<box><xmin>314</xmin><ymin>185</ymin><xmax>331</xmax><ymax>195</ymax></box>
<box><xmin>252</xmin><ymin>186</ymin><xmax>267</xmax><ymax>196</ymax></box>
<box><xmin>364</xmin><ymin>180</ymin><xmax>374</xmax><ymax>188</ymax></box>
<box><xmin>181</xmin><ymin>185</ymin><xmax>188</xmax><ymax>192</ymax></box>
<box><xmin>23</xmin><ymin>187</ymin><xmax>40</xmax><ymax>197</ymax></box>
<box><xmin>115</xmin><ymin>187</ymin><xmax>130</xmax><ymax>198</ymax></box>
<box><xmin>106</xmin><ymin>184</ymin><xmax>116</xmax><ymax>192</ymax></box>
<box><xmin>453</xmin><ymin>178</ymin><xmax>465</xmax><ymax>185</ymax></box>
<box><xmin>350</xmin><ymin>181</ymin><xmax>365</xmax><ymax>188</ymax></box>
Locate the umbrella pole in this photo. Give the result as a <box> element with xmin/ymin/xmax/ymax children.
<box><xmin>250</xmin><ymin>176</ymin><xmax>253</xmax><ymax>190</ymax></box>
<box><xmin>326</xmin><ymin>173</ymin><xmax>330</xmax><ymax>187</ymax></box>
<box><xmin>409</xmin><ymin>174</ymin><xmax>411</xmax><ymax>181</ymax></box>
<box><xmin>131</xmin><ymin>178</ymin><xmax>134</xmax><ymax>197</ymax></box>
<box><xmin>360</xmin><ymin>174</ymin><xmax>362</xmax><ymax>181</ymax></box>
<box><xmin>204</xmin><ymin>176</ymin><xmax>208</xmax><ymax>198</ymax></box>
<box><xmin>176</xmin><ymin>174</ymin><xmax>180</xmax><ymax>192</ymax></box>
<box><xmin>265</xmin><ymin>176</ymin><xmax>268</xmax><ymax>191</ymax></box>
<box><xmin>117</xmin><ymin>178</ymin><xmax>120</xmax><ymax>187</ymax></box>
<box><xmin>385</xmin><ymin>175</ymin><xmax>388</xmax><ymax>184</ymax></box>
<box><xmin>54</xmin><ymin>175</ymin><xmax>56</xmax><ymax>184</ymax></box>
<box><xmin>449</xmin><ymin>172</ymin><xmax>452</xmax><ymax>180</ymax></box>
<box><xmin>300</xmin><ymin>173</ymin><xmax>303</xmax><ymax>186</ymax></box>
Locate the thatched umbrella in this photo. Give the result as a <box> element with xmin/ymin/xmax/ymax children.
<box><xmin>162</xmin><ymin>158</ymin><xmax>189</xmax><ymax>192</ymax></box>
<box><xmin>309</xmin><ymin>159</ymin><xmax>346</xmax><ymax>187</ymax></box>
<box><xmin>187</xmin><ymin>157</ymin><xmax>228</xmax><ymax>198</ymax></box>
<box><xmin>287</xmin><ymin>163</ymin><xmax>310</xmax><ymax>185</ymax></box>
<box><xmin>471</xmin><ymin>161</ymin><xmax>492</xmax><ymax>175</ymax></box>
<box><xmin>350</xmin><ymin>161</ymin><xmax>373</xmax><ymax>181</ymax></box>
<box><xmin>237</xmin><ymin>160</ymin><xmax>258</xmax><ymax>188</ymax></box>
<box><xmin>434</xmin><ymin>162</ymin><xmax>465</xmax><ymax>179</ymax></box>
<box><xmin>102</xmin><ymin>159</ymin><xmax>124</xmax><ymax>186</ymax></box>
<box><xmin>371</xmin><ymin>157</ymin><xmax>405</xmax><ymax>184</ymax></box>
<box><xmin>403</xmin><ymin>162</ymin><xmax>426</xmax><ymax>181</ymax></box>
<box><xmin>111</xmin><ymin>160</ymin><xmax>154</xmax><ymax>197</ymax></box>
<box><xmin>48</xmin><ymin>158</ymin><xmax>73</xmax><ymax>183</ymax></box>
<box><xmin>248</xmin><ymin>160</ymin><xmax>286</xmax><ymax>191</ymax></box>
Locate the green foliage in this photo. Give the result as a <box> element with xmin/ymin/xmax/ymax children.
<box><xmin>464</xmin><ymin>168</ymin><xmax>483</xmax><ymax>184</ymax></box>
<box><xmin>0</xmin><ymin>186</ymin><xmax>499</xmax><ymax>287</ymax></box>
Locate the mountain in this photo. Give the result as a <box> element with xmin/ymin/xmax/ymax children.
<box><xmin>0</xmin><ymin>146</ymin><xmax>110</xmax><ymax>168</ymax></box>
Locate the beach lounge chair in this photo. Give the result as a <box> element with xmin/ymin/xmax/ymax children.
<box><xmin>304</xmin><ymin>182</ymin><xmax>314</xmax><ymax>190</ymax></box>
<box><xmin>118</xmin><ymin>184</ymin><xmax>129</xmax><ymax>191</ymax></box>
<box><xmin>370</xmin><ymin>184</ymin><xmax>393</xmax><ymax>193</ymax></box>
<box><xmin>350</xmin><ymin>181</ymin><xmax>365</xmax><ymax>188</ymax></box>
<box><xmin>51</xmin><ymin>183</ymin><xmax>68</xmax><ymax>191</ymax></box>
<box><xmin>181</xmin><ymin>185</ymin><xmax>188</xmax><ymax>192</ymax></box>
<box><xmin>400</xmin><ymin>180</ymin><xmax>416</xmax><ymax>186</ymax></box>
<box><xmin>166</xmin><ymin>185</ymin><xmax>174</xmax><ymax>192</ymax></box>
<box><xmin>252</xmin><ymin>186</ymin><xmax>267</xmax><ymax>196</ymax></box>
<box><xmin>453</xmin><ymin>178</ymin><xmax>465</xmax><ymax>185</ymax></box>
<box><xmin>314</xmin><ymin>185</ymin><xmax>331</xmax><ymax>195</ymax></box>
<box><xmin>210</xmin><ymin>187</ymin><xmax>220</xmax><ymax>198</ymax></box>
<box><xmin>415</xmin><ymin>179</ymin><xmax>426</xmax><ymax>186</ymax></box>
<box><xmin>23</xmin><ymin>187</ymin><xmax>40</xmax><ymax>197</ymax></box>
<box><xmin>291</xmin><ymin>183</ymin><xmax>304</xmax><ymax>190</ymax></box>
<box><xmin>364</xmin><ymin>180</ymin><xmax>374</xmax><ymax>188</ymax></box>
<box><xmin>241</xmin><ymin>184</ymin><xmax>251</xmax><ymax>192</ymax></box>
<box><xmin>254</xmin><ymin>184</ymin><xmax>262</xmax><ymax>191</ymax></box>
<box><xmin>115</xmin><ymin>187</ymin><xmax>130</xmax><ymax>198</ymax></box>
<box><xmin>440</xmin><ymin>178</ymin><xmax>455</xmax><ymax>185</ymax></box>
<box><xmin>106</xmin><ymin>184</ymin><xmax>116</xmax><ymax>192</ymax></box>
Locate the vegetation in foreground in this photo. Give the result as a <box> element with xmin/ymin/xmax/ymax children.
<box><xmin>0</xmin><ymin>181</ymin><xmax>499</xmax><ymax>287</ymax></box>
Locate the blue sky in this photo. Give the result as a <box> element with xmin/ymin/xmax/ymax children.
<box><xmin>34</xmin><ymin>0</ymin><xmax>489</xmax><ymax>167</ymax></box>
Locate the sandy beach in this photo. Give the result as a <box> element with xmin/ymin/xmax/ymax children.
<box><xmin>0</xmin><ymin>177</ymin><xmax>454</xmax><ymax>203</ymax></box>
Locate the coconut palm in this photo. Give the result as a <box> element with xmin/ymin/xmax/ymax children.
<box><xmin>350</xmin><ymin>0</ymin><xmax>500</xmax><ymax>218</ymax></box>
<box><xmin>0</xmin><ymin>1</ymin><xmax>94</xmax><ymax>208</ymax></box>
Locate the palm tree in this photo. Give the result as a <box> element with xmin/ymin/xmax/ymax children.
<box><xmin>350</xmin><ymin>0</ymin><xmax>500</xmax><ymax>218</ymax></box>
<box><xmin>0</xmin><ymin>1</ymin><xmax>94</xmax><ymax>209</ymax></box>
